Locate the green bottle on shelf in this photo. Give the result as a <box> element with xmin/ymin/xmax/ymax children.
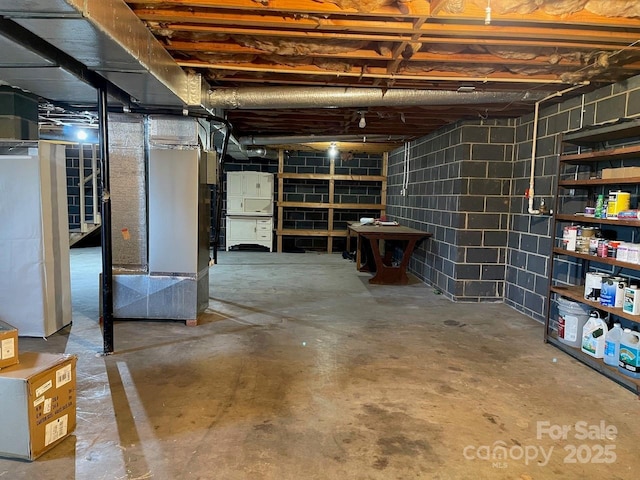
<box><xmin>594</xmin><ymin>194</ymin><xmax>604</xmax><ymax>219</ymax></box>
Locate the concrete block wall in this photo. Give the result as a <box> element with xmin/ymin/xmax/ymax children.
<box><xmin>66</xmin><ymin>144</ymin><xmax>99</xmax><ymax>231</ymax></box>
<box><xmin>387</xmin><ymin>73</ymin><xmax>640</xmax><ymax>322</ymax></box>
<box><xmin>387</xmin><ymin>119</ymin><xmax>515</xmax><ymax>302</ymax></box>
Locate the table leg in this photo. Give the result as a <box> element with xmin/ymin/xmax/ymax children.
<box><xmin>368</xmin><ymin>238</ymin><xmax>418</xmax><ymax>285</ymax></box>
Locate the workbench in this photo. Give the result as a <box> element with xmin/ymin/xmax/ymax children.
<box><xmin>346</xmin><ymin>222</ymin><xmax>431</xmax><ymax>285</ymax></box>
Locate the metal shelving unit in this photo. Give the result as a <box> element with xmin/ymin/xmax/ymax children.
<box><xmin>546</xmin><ymin>119</ymin><xmax>640</xmax><ymax>397</ymax></box>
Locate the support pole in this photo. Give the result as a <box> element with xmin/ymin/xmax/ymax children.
<box><xmin>98</xmin><ymin>87</ymin><xmax>114</xmax><ymax>354</ymax></box>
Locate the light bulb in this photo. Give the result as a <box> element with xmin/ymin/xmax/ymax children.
<box><xmin>328</xmin><ymin>143</ymin><xmax>338</xmax><ymax>159</ymax></box>
<box><xmin>358</xmin><ymin>115</ymin><xmax>366</xmax><ymax>128</ymax></box>
<box><xmin>77</xmin><ymin>129</ymin><xmax>88</xmax><ymax>141</ymax></box>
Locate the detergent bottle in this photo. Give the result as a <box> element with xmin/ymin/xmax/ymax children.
<box><xmin>618</xmin><ymin>329</ymin><xmax>640</xmax><ymax>379</ymax></box>
<box><xmin>603</xmin><ymin>323</ymin><xmax>623</xmax><ymax>367</ymax></box>
<box><xmin>580</xmin><ymin>311</ymin><xmax>608</xmax><ymax>358</ymax></box>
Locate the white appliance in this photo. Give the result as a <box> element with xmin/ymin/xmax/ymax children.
<box><xmin>226</xmin><ymin>171</ymin><xmax>274</xmax><ymax>251</ymax></box>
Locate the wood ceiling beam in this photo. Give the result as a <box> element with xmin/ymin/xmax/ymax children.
<box><xmin>168</xmin><ymin>40</ymin><xmax>640</xmax><ymax>71</ymax></box>
<box><xmin>432</xmin><ymin>4</ymin><xmax>640</xmax><ymax>28</ymax></box>
<box><xmin>184</xmin><ymin>60</ymin><xmax>573</xmax><ymax>83</ymax></box>
<box><xmin>136</xmin><ymin>11</ymin><xmax>640</xmax><ymax>48</ymax></box>
<box><xmin>127</xmin><ymin>0</ymin><xmax>432</xmax><ymax>16</ymax></box>
<box><xmin>131</xmin><ymin>0</ymin><xmax>638</xmax><ymax>31</ymax></box>
<box><xmin>128</xmin><ymin>0</ymin><xmax>640</xmax><ymax>29</ymax></box>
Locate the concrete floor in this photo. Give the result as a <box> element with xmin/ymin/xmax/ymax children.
<box><xmin>1</xmin><ymin>247</ymin><xmax>639</xmax><ymax>479</ymax></box>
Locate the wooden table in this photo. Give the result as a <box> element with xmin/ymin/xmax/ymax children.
<box><xmin>346</xmin><ymin>223</ymin><xmax>431</xmax><ymax>285</ymax></box>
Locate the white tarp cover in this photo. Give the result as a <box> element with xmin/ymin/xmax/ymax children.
<box><xmin>0</xmin><ymin>143</ymin><xmax>71</xmax><ymax>337</ymax></box>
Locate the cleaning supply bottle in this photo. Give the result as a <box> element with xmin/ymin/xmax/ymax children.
<box><xmin>581</xmin><ymin>311</ymin><xmax>608</xmax><ymax>358</ymax></box>
<box><xmin>618</xmin><ymin>329</ymin><xmax>640</xmax><ymax>378</ymax></box>
<box><xmin>603</xmin><ymin>323</ymin><xmax>623</xmax><ymax>367</ymax></box>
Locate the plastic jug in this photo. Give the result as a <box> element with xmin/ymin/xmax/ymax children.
<box><xmin>581</xmin><ymin>311</ymin><xmax>608</xmax><ymax>358</ymax></box>
<box><xmin>618</xmin><ymin>329</ymin><xmax>640</xmax><ymax>379</ymax></box>
<box><xmin>603</xmin><ymin>323</ymin><xmax>623</xmax><ymax>367</ymax></box>
<box><xmin>557</xmin><ymin>297</ymin><xmax>591</xmax><ymax>348</ymax></box>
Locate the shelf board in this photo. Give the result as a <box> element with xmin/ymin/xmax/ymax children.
<box><xmin>552</xmin><ymin>246</ymin><xmax>640</xmax><ymax>269</ymax></box>
<box><xmin>545</xmin><ymin>334</ymin><xmax>640</xmax><ymax>396</ymax></box>
<box><xmin>279</xmin><ymin>173</ymin><xmax>385</xmax><ymax>182</ymax></box>
<box><xmin>563</xmin><ymin>119</ymin><xmax>640</xmax><ymax>146</ymax></box>
<box><xmin>549</xmin><ymin>284</ymin><xmax>640</xmax><ymax>325</ymax></box>
<box><xmin>559</xmin><ymin>144</ymin><xmax>640</xmax><ymax>163</ymax></box>
<box><xmin>559</xmin><ymin>177</ymin><xmax>640</xmax><ymax>186</ymax></box>
<box><xmin>554</xmin><ymin>214</ymin><xmax>640</xmax><ymax>227</ymax></box>
<box><xmin>278</xmin><ymin>201</ymin><xmax>383</xmax><ymax>210</ymax></box>
<box><xmin>277</xmin><ymin>229</ymin><xmax>347</xmax><ymax>237</ymax></box>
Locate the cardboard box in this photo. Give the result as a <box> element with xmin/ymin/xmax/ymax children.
<box><xmin>602</xmin><ymin>167</ymin><xmax>640</xmax><ymax>179</ymax></box>
<box><xmin>0</xmin><ymin>352</ymin><xmax>77</xmax><ymax>460</ymax></box>
<box><xmin>0</xmin><ymin>320</ymin><xmax>18</xmax><ymax>369</ymax></box>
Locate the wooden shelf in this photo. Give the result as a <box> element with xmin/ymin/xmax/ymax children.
<box><xmin>559</xmin><ymin>144</ymin><xmax>640</xmax><ymax>163</ymax></box>
<box><xmin>545</xmin><ymin>334</ymin><xmax>640</xmax><ymax>397</ymax></box>
<box><xmin>276</xmin><ymin>150</ymin><xmax>387</xmax><ymax>253</ymax></box>
<box><xmin>277</xmin><ymin>228</ymin><xmax>347</xmax><ymax>237</ymax></box>
<box><xmin>550</xmin><ymin>284</ymin><xmax>640</xmax><ymax>325</ymax></box>
<box><xmin>562</xmin><ymin>119</ymin><xmax>640</xmax><ymax>146</ymax></box>
<box><xmin>559</xmin><ymin>177</ymin><xmax>640</xmax><ymax>187</ymax></box>
<box><xmin>554</xmin><ymin>214</ymin><xmax>640</xmax><ymax>227</ymax></box>
<box><xmin>552</xmin><ymin>247</ymin><xmax>640</xmax><ymax>269</ymax></box>
<box><xmin>278</xmin><ymin>201</ymin><xmax>383</xmax><ymax>210</ymax></box>
<box><xmin>279</xmin><ymin>172</ymin><xmax>385</xmax><ymax>182</ymax></box>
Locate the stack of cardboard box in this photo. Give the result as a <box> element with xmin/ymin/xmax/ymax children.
<box><xmin>0</xmin><ymin>319</ymin><xmax>77</xmax><ymax>461</ymax></box>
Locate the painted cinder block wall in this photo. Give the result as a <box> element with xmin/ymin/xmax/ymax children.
<box><xmin>386</xmin><ymin>119</ymin><xmax>516</xmax><ymax>302</ymax></box>
<box><xmin>66</xmin><ymin>144</ymin><xmax>99</xmax><ymax>231</ymax></box>
<box><xmin>387</xmin><ymin>73</ymin><xmax>640</xmax><ymax>322</ymax></box>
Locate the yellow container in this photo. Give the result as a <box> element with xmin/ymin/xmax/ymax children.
<box><xmin>607</xmin><ymin>190</ymin><xmax>631</xmax><ymax>218</ymax></box>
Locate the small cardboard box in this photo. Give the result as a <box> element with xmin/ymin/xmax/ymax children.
<box><xmin>0</xmin><ymin>352</ymin><xmax>77</xmax><ymax>460</ymax></box>
<box><xmin>602</xmin><ymin>167</ymin><xmax>640</xmax><ymax>179</ymax></box>
<box><xmin>0</xmin><ymin>320</ymin><xmax>18</xmax><ymax>369</ymax></box>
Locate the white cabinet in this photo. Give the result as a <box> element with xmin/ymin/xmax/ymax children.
<box><xmin>227</xmin><ymin>171</ymin><xmax>274</xmax><ymax>215</ymax></box>
<box><xmin>226</xmin><ymin>216</ymin><xmax>273</xmax><ymax>251</ymax></box>
<box><xmin>226</xmin><ymin>171</ymin><xmax>274</xmax><ymax>251</ymax></box>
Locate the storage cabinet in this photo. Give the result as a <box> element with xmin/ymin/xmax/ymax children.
<box><xmin>227</xmin><ymin>171</ymin><xmax>274</xmax><ymax>215</ymax></box>
<box><xmin>226</xmin><ymin>216</ymin><xmax>273</xmax><ymax>251</ymax></box>
<box><xmin>545</xmin><ymin>118</ymin><xmax>640</xmax><ymax>396</ymax></box>
<box><xmin>226</xmin><ymin>171</ymin><xmax>274</xmax><ymax>251</ymax></box>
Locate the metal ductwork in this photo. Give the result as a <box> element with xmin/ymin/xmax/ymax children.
<box><xmin>238</xmin><ymin>134</ymin><xmax>406</xmax><ymax>146</ymax></box>
<box><xmin>0</xmin><ymin>0</ymin><xmax>201</xmax><ymax>108</ymax></box>
<box><xmin>208</xmin><ymin>87</ymin><xmax>547</xmax><ymax>110</ymax></box>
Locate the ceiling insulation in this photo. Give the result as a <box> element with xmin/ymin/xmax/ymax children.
<box><xmin>586</xmin><ymin>0</ymin><xmax>640</xmax><ymax>17</ymax></box>
<box><xmin>0</xmin><ymin>0</ymin><xmax>637</xmax><ymax>154</ymax></box>
<box><xmin>468</xmin><ymin>0</ymin><xmax>640</xmax><ymax>17</ymax></box>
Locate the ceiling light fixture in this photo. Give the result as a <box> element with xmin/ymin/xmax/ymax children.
<box><xmin>358</xmin><ymin>111</ymin><xmax>366</xmax><ymax>128</ymax></box>
<box><xmin>485</xmin><ymin>0</ymin><xmax>492</xmax><ymax>25</ymax></box>
<box><xmin>328</xmin><ymin>142</ymin><xmax>338</xmax><ymax>159</ymax></box>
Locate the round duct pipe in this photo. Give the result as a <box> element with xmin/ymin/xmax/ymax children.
<box><xmin>208</xmin><ymin>87</ymin><xmax>546</xmax><ymax>110</ymax></box>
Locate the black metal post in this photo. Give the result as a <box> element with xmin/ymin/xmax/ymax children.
<box><xmin>98</xmin><ymin>87</ymin><xmax>114</xmax><ymax>354</ymax></box>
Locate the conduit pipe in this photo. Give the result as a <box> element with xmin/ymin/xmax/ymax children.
<box><xmin>528</xmin><ymin>84</ymin><xmax>588</xmax><ymax>215</ymax></box>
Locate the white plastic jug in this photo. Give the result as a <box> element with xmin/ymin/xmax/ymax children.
<box><xmin>618</xmin><ymin>329</ymin><xmax>640</xmax><ymax>379</ymax></box>
<box><xmin>557</xmin><ymin>297</ymin><xmax>591</xmax><ymax>348</ymax></box>
<box><xmin>604</xmin><ymin>323</ymin><xmax>623</xmax><ymax>367</ymax></box>
<box><xmin>581</xmin><ymin>311</ymin><xmax>608</xmax><ymax>358</ymax></box>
